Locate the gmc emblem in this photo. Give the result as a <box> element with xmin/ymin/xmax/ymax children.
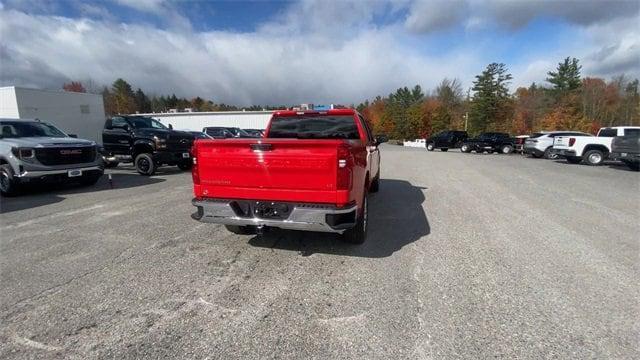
<box><xmin>60</xmin><ymin>149</ymin><xmax>82</xmax><ymax>155</ymax></box>
<box><xmin>180</xmin><ymin>139</ymin><xmax>188</xmax><ymax>145</ymax></box>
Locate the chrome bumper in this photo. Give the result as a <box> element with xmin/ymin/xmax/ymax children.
<box><xmin>16</xmin><ymin>165</ymin><xmax>103</xmax><ymax>178</ymax></box>
<box><xmin>191</xmin><ymin>198</ymin><xmax>357</xmax><ymax>233</ymax></box>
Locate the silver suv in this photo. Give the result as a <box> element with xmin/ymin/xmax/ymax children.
<box><xmin>0</xmin><ymin>119</ymin><xmax>103</xmax><ymax>196</ymax></box>
<box><xmin>524</xmin><ymin>131</ymin><xmax>592</xmax><ymax>159</ymax></box>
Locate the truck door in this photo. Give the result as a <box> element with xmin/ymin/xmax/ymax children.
<box><xmin>103</xmin><ymin>117</ymin><xmax>132</xmax><ymax>155</ymax></box>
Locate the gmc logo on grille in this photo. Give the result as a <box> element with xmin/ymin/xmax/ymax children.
<box><xmin>60</xmin><ymin>149</ymin><xmax>83</xmax><ymax>155</ymax></box>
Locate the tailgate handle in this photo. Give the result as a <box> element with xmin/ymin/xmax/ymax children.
<box><xmin>250</xmin><ymin>143</ymin><xmax>273</xmax><ymax>152</ymax></box>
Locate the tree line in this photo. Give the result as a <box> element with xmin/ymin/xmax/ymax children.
<box><xmin>62</xmin><ymin>56</ymin><xmax>639</xmax><ymax>137</ymax></box>
<box><xmin>356</xmin><ymin>57</ymin><xmax>639</xmax><ymax>138</ymax></box>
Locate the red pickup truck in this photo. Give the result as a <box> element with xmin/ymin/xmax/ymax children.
<box><xmin>190</xmin><ymin>109</ymin><xmax>386</xmax><ymax>244</ymax></box>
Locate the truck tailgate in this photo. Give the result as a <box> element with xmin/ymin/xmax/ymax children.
<box><xmin>553</xmin><ymin>136</ymin><xmax>571</xmax><ymax>149</ymax></box>
<box><xmin>194</xmin><ymin>139</ymin><xmax>345</xmax><ymax>203</ymax></box>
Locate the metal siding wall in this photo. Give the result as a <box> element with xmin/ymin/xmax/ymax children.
<box><xmin>151</xmin><ymin>112</ymin><xmax>273</xmax><ymax>132</ymax></box>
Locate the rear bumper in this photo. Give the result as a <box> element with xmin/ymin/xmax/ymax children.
<box><xmin>610</xmin><ymin>152</ymin><xmax>640</xmax><ymax>161</ymax></box>
<box><xmin>191</xmin><ymin>198</ymin><xmax>357</xmax><ymax>233</ymax></box>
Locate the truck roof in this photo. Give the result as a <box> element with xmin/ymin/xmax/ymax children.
<box><xmin>273</xmin><ymin>109</ymin><xmax>357</xmax><ymax>117</ymax></box>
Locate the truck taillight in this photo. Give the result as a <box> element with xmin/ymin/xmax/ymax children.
<box><xmin>337</xmin><ymin>144</ymin><xmax>352</xmax><ymax>190</ymax></box>
<box><xmin>191</xmin><ymin>146</ymin><xmax>200</xmax><ymax>185</ymax></box>
<box><xmin>569</xmin><ymin>138</ymin><xmax>576</xmax><ymax>147</ymax></box>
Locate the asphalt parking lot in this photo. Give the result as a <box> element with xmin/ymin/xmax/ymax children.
<box><xmin>1</xmin><ymin>145</ymin><xmax>638</xmax><ymax>359</ymax></box>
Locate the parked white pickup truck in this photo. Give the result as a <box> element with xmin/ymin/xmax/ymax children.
<box><xmin>553</xmin><ymin>126</ymin><xmax>640</xmax><ymax>165</ymax></box>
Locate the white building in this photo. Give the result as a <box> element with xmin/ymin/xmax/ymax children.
<box><xmin>139</xmin><ymin>111</ymin><xmax>274</xmax><ymax>131</ymax></box>
<box><xmin>0</xmin><ymin>86</ymin><xmax>105</xmax><ymax>143</ymax></box>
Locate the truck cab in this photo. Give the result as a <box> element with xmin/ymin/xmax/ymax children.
<box><xmin>191</xmin><ymin>109</ymin><xmax>386</xmax><ymax>244</ymax></box>
<box><xmin>102</xmin><ymin>115</ymin><xmax>194</xmax><ymax>175</ymax></box>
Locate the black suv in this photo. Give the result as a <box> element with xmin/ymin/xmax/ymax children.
<box><xmin>426</xmin><ymin>130</ymin><xmax>468</xmax><ymax>151</ymax></box>
<box><xmin>461</xmin><ymin>132</ymin><xmax>516</xmax><ymax>154</ymax></box>
<box><xmin>102</xmin><ymin>116</ymin><xmax>194</xmax><ymax>175</ymax></box>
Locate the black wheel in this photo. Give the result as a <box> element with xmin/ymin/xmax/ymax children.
<box><xmin>369</xmin><ymin>173</ymin><xmax>380</xmax><ymax>193</ymax></box>
<box><xmin>566</xmin><ymin>156</ymin><xmax>582</xmax><ymax>164</ymax></box>
<box><xmin>426</xmin><ymin>142</ymin><xmax>435</xmax><ymax>151</ymax></box>
<box><xmin>543</xmin><ymin>147</ymin><xmax>557</xmax><ymax>159</ymax></box>
<box><xmin>135</xmin><ymin>153</ymin><xmax>156</xmax><ymax>176</ymax></box>
<box><xmin>0</xmin><ymin>164</ymin><xmax>19</xmax><ymax>197</ymax></box>
<box><xmin>530</xmin><ymin>152</ymin><xmax>542</xmax><ymax>158</ymax></box>
<box><xmin>584</xmin><ymin>150</ymin><xmax>604</xmax><ymax>166</ymax></box>
<box><xmin>341</xmin><ymin>195</ymin><xmax>367</xmax><ymax>244</ymax></box>
<box><xmin>80</xmin><ymin>173</ymin><xmax>103</xmax><ymax>186</ymax></box>
<box><xmin>622</xmin><ymin>160</ymin><xmax>640</xmax><ymax>171</ymax></box>
<box><xmin>460</xmin><ymin>144</ymin><xmax>471</xmax><ymax>153</ymax></box>
<box><xmin>178</xmin><ymin>161</ymin><xmax>192</xmax><ymax>171</ymax></box>
<box><xmin>104</xmin><ymin>160</ymin><xmax>119</xmax><ymax>168</ymax></box>
<box><xmin>440</xmin><ymin>148</ymin><xmax>448</xmax><ymax>152</ymax></box>
<box><xmin>500</xmin><ymin>145</ymin><xmax>513</xmax><ymax>154</ymax></box>
<box><xmin>225</xmin><ymin>225</ymin><xmax>257</xmax><ymax>235</ymax></box>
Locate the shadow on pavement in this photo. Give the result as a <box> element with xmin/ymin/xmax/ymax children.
<box><xmin>0</xmin><ymin>172</ymin><xmax>165</xmax><ymax>214</ymax></box>
<box><xmin>247</xmin><ymin>179</ymin><xmax>430</xmax><ymax>258</ymax></box>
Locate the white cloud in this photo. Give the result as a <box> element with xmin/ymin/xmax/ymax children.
<box><xmin>114</xmin><ymin>0</ymin><xmax>166</xmax><ymax>14</ymax></box>
<box><xmin>0</xmin><ymin>0</ymin><xmax>638</xmax><ymax>105</ymax></box>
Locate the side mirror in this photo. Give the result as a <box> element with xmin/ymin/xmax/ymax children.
<box><xmin>68</xmin><ymin>134</ymin><xmax>78</xmax><ymax>138</ymax></box>
<box><xmin>374</xmin><ymin>135</ymin><xmax>388</xmax><ymax>145</ymax></box>
<box><xmin>168</xmin><ymin>124</ymin><xmax>173</xmax><ymax>130</ymax></box>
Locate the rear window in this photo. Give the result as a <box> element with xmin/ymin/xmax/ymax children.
<box><xmin>267</xmin><ymin>115</ymin><xmax>359</xmax><ymax>139</ymax></box>
<box><xmin>598</xmin><ymin>128</ymin><xmax>618</xmax><ymax>137</ymax></box>
<box><xmin>624</xmin><ymin>128</ymin><xmax>640</xmax><ymax>136</ymax></box>
<box><xmin>530</xmin><ymin>133</ymin><xmax>545</xmax><ymax>138</ymax></box>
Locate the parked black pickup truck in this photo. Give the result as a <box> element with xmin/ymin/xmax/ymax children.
<box><xmin>102</xmin><ymin>116</ymin><xmax>194</xmax><ymax>175</ymax></box>
<box><xmin>426</xmin><ymin>130</ymin><xmax>468</xmax><ymax>151</ymax></box>
<box><xmin>461</xmin><ymin>132</ymin><xmax>516</xmax><ymax>154</ymax></box>
<box><xmin>610</xmin><ymin>132</ymin><xmax>640</xmax><ymax>171</ymax></box>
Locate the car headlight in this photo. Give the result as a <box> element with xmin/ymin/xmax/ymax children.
<box><xmin>11</xmin><ymin>147</ymin><xmax>35</xmax><ymax>160</ymax></box>
<box><xmin>153</xmin><ymin>136</ymin><xmax>167</xmax><ymax>149</ymax></box>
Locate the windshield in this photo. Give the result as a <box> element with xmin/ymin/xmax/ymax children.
<box><xmin>530</xmin><ymin>133</ymin><xmax>545</xmax><ymax>138</ymax></box>
<box><xmin>0</xmin><ymin>121</ymin><xmax>67</xmax><ymax>138</ymax></box>
<box><xmin>268</xmin><ymin>115</ymin><xmax>359</xmax><ymax>139</ymax></box>
<box><xmin>128</xmin><ymin>117</ymin><xmax>167</xmax><ymax>129</ymax></box>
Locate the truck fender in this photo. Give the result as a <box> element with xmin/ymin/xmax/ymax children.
<box><xmin>581</xmin><ymin>144</ymin><xmax>609</xmax><ymax>157</ymax></box>
<box><xmin>132</xmin><ymin>139</ymin><xmax>155</xmax><ymax>154</ymax></box>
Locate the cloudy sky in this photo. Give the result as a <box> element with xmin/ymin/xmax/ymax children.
<box><xmin>0</xmin><ymin>0</ymin><xmax>638</xmax><ymax>105</ymax></box>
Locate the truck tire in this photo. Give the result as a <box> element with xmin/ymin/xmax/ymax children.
<box><xmin>225</xmin><ymin>225</ymin><xmax>256</xmax><ymax>235</ymax></box>
<box><xmin>566</xmin><ymin>156</ymin><xmax>582</xmax><ymax>164</ymax></box>
<box><xmin>178</xmin><ymin>161</ymin><xmax>192</xmax><ymax>171</ymax></box>
<box><xmin>500</xmin><ymin>145</ymin><xmax>514</xmax><ymax>154</ymax></box>
<box><xmin>440</xmin><ymin>148</ymin><xmax>448</xmax><ymax>152</ymax></box>
<box><xmin>135</xmin><ymin>153</ymin><xmax>156</xmax><ymax>176</ymax></box>
<box><xmin>584</xmin><ymin>150</ymin><xmax>604</xmax><ymax>166</ymax></box>
<box><xmin>543</xmin><ymin>147</ymin><xmax>557</xmax><ymax>159</ymax></box>
<box><xmin>341</xmin><ymin>195</ymin><xmax>367</xmax><ymax>244</ymax></box>
<box><xmin>369</xmin><ymin>173</ymin><xmax>380</xmax><ymax>193</ymax></box>
<box><xmin>622</xmin><ymin>160</ymin><xmax>640</xmax><ymax>171</ymax></box>
<box><xmin>460</xmin><ymin>144</ymin><xmax>471</xmax><ymax>153</ymax></box>
<box><xmin>426</xmin><ymin>143</ymin><xmax>435</xmax><ymax>151</ymax></box>
<box><xmin>0</xmin><ymin>164</ymin><xmax>19</xmax><ymax>197</ymax></box>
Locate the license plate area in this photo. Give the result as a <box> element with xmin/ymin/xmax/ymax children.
<box><xmin>68</xmin><ymin>169</ymin><xmax>82</xmax><ymax>177</ymax></box>
<box><xmin>228</xmin><ymin>200</ymin><xmax>293</xmax><ymax>220</ymax></box>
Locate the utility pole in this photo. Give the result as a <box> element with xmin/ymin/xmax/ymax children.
<box><xmin>464</xmin><ymin>88</ymin><xmax>471</xmax><ymax>131</ymax></box>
